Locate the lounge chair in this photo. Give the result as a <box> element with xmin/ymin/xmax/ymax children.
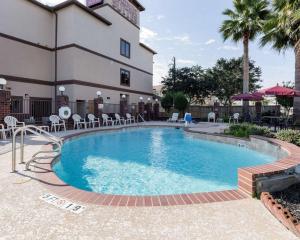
<box><xmin>229</xmin><ymin>113</ymin><xmax>240</xmax><ymax>124</ymax></box>
<box><xmin>87</xmin><ymin>114</ymin><xmax>101</xmax><ymax>128</ymax></box>
<box><xmin>4</xmin><ymin>116</ymin><xmax>26</xmax><ymax>134</ymax></box>
<box><xmin>208</xmin><ymin>112</ymin><xmax>216</xmax><ymax>123</ymax></box>
<box><xmin>102</xmin><ymin>114</ymin><xmax>115</xmax><ymax>126</ymax></box>
<box><xmin>126</xmin><ymin>113</ymin><xmax>135</xmax><ymax>124</ymax></box>
<box><xmin>184</xmin><ymin>113</ymin><xmax>192</xmax><ymax>126</ymax></box>
<box><xmin>115</xmin><ymin>113</ymin><xmax>126</xmax><ymax>125</ymax></box>
<box><xmin>49</xmin><ymin>115</ymin><xmax>66</xmax><ymax>132</ymax></box>
<box><xmin>0</xmin><ymin>124</ymin><xmax>11</xmax><ymax>140</ymax></box>
<box><xmin>167</xmin><ymin>113</ymin><xmax>179</xmax><ymax>122</ymax></box>
<box><xmin>72</xmin><ymin>114</ymin><xmax>87</xmax><ymax>130</ymax></box>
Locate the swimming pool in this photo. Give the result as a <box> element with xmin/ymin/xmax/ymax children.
<box><xmin>53</xmin><ymin>127</ymin><xmax>276</xmax><ymax>196</ymax></box>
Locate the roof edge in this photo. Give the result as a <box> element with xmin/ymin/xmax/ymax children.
<box><xmin>52</xmin><ymin>0</ymin><xmax>112</xmax><ymax>25</ymax></box>
<box><xmin>139</xmin><ymin>43</ymin><xmax>157</xmax><ymax>55</ymax></box>
<box><xmin>128</xmin><ymin>0</ymin><xmax>145</xmax><ymax>11</ymax></box>
<box><xmin>26</xmin><ymin>0</ymin><xmax>112</xmax><ymax>26</ymax></box>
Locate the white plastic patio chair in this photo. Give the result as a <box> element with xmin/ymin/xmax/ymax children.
<box><xmin>87</xmin><ymin>114</ymin><xmax>101</xmax><ymax>128</ymax></box>
<box><xmin>167</xmin><ymin>113</ymin><xmax>179</xmax><ymax>122</ymax></box>
<box><xmin>102</xmin><ymin>114</ymin><xmax>115</xmax><ymax>126</ymax></box>
<box><xmin>0</xmin><ymin>124</ymin><xmax>11</xmax><ymax>140</ymax></box>
<box><xmin>229</xmin><ymin>113</ymin><xmax>240</xmax><ymax>124</ymax></box>
<box><xmin>126</xmin><ymin>113</ymin><xmax>135</xmax><ymax>124</ymax></box>
<box><xmin>72</xmin><ymin>114</ymin><xmax>87</xmax><ymax>130</ymax></box>
<box><xmin>208</xmin><ymin>112</ymin><xmax>216</xmax><ymax>123</ymax></box>
<box><xmin>49</xmin><ymin>115</ymin><xmax>66</xmax><ymax>132</ymax></box>
<box><xmin>115</xmin><ymin>113</ymin><xmax>126</xmax><ymax>125</ymax></box>
<box><xmin>4</xmin><ymin>116</ymin><xmax>26</xmax><ymax>134</ymax></box>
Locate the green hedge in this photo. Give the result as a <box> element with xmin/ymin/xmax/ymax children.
<box><xmin>225</xmin><ymin>123</ymin><xmax>271</xmax><ymax>138</ymax></box>
<box><xmin>275</xmin><ymin>129</ymin><xmax>300</xmax><ymax>146</ymax></box>
<box><xmin>225</xmin><ymin>124</ymin><xmax>300</xmax><ymax>147</ymax></box>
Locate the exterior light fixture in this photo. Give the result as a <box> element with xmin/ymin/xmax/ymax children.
<box><xmin>147</xmin><ymin>97</ymin><xmax>151</xmax><ymax>102</ymax></box>
<box><xmin>155</xmin><ymin>99</ymin><xmax>159</xmax><ymax>102</ymax></box>
<box><xmin>0</xmin><ymin>78</ymin><xmax>7</xmax><ymax>90</ymax></box>
<box><xmin>139</xmin><ymin>96</ymin><xmax>143</xmax><ymax>102</ymax></box>
<box><xmin>96</xmin><ymin>91</ymin><xmax>102</xmax><ymax>97</ymax></box>
<box><xmin>59</xmin><ymin>86</ymin><xmax>65</xmax><ymax>96</ymax></box>
<box><xmin>122</xmin><ymin>94</ymin><xmax>126</xmax><ymax>99</ymax></box>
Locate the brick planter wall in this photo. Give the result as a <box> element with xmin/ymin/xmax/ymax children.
<box><xmin>261</xmin><ymin>192</ymin><xmax>300</xmax><ymax>237</ymax></box>
<box><xmin>0</xmin><ymin>90</ymin><xmax>11</xmax><ymax>122</ymax></box>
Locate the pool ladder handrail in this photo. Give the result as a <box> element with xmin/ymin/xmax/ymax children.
<box><xmin>137</xmin><ymin>114</ymin><xmax>145</xmax><ymax>123</ymax></box>
<box><xmin>12</xmin><ymin>125</ymin><xmax>62</xmax><ymax>172</ymax></box>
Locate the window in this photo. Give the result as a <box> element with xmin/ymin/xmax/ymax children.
<box><xmin>120</xmin><ymin>69</ymin><xmax>130</xmax><ymax>86</ymax></box>
<box><xmin>120</xmin><ymin>39</ymin><xmax>130</xmax><ymax>58</ymax></box>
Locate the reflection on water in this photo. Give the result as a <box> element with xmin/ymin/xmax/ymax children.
<box><xmin>53</xmin><ymin>128</ymin><xmax>276</xmax><ymax>195</ymax></box>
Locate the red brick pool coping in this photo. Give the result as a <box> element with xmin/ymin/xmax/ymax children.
<box><xmin>237</xmin><ymin>137</ymin><xmax>300</xmax><ymax>197</ymax></box>
<box><xmin>32</xmin><ymin>127</ymin><xmax>300</xmax><ymax>207</ymax></box>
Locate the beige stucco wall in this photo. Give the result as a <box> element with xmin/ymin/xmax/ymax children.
<box><xmin>0</xmin><ymin>37</ymin><xmax>54</xmax><ymax>82</ymax></box>
<box><xmin>57</xmin><ymin>47</ymin><xmax>152</xmax><ymax>93</ymax></box>
<box><xmin>63</xmin><ymin>84</ymin><xmax>152</xmax><ymax>104</ymax></box>
<box><xmin>7</xmin><ymin>81</ymin><xmax>54</xmax><ymax>99</ymax></box>
<box><xmin>57</xmin><ymin>5</ymin><xmax>153</xmax><ymax>74</ymax></box>
<box><xmin>0</xmin><ymin>0</ymin><xmax>154</xmax><ymax>105</ymax></box>
<box><xmin>0</xmin><ymin>0</ymin><xmax>54</xmax><ymax>48</ymax></box>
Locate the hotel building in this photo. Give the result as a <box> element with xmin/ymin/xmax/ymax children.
<box><xmin>0</xmin><ymin>0</ymin><xmax>156</xmax><ymax>116</ymax></box>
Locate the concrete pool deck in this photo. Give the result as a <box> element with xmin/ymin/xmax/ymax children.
<box><xmin>0</xmin><ymin>122</ymin><xmax>298</xmax><ymax>239</ymax></box>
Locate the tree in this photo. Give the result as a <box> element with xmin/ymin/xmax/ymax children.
<box><xmin>207</xmin><ymin>57</ymin><xmax>262</xmax><ymax>106</ymax></box>
<box><xmin>161</xmin><ymin>65</ymin><xmax>211</xmax><ymax>104</ymax></box>
<box><xmin>220</xmin><ymin>0</ymin><xmax>269</xmax><ymax>113</ymax></box>
<box><xmin>277</xmin><ymin>81</ymin><xmax>295</xmax><ymax>118</ymax></box>
<box><xmin>160</xmin><ymin>92</ymin><xmax>173</xmax><ymax>112</ymax></box>
<box><xmin>261</xmin><ymin>0</ymin><xmax>300</xmax><ymax>121</ymax></box>
<box><xmin>174</xmin><ymin>92</ymin><xmax>188</xmax><ymax>115</ymax></box>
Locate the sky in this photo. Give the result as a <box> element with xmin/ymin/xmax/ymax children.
<box><xmin>39</xmin><ymin>0</ymin><xmax>295</xmax><ymax>88</ymax></box>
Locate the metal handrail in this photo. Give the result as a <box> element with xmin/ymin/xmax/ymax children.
<box><xmin>25</xmin><ymin>150</ymin><xmax>61</xmax><ymax>170</ymax></box>
<box><xmin>137</xmin><ymin>114</ymin><xmax>145</xmax><ymax>123</ymax></box>
<box><xmin>12</xmin><ymin>125</ymin><xmax>62</xmax><ymax>172</ymax></box>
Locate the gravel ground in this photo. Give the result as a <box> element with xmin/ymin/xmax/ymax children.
<box><xmin>272</xmin><ymin>184</ymin><xmax>300</xmax><ymax>221</ymax></box>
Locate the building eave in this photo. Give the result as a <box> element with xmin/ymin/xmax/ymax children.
<box><xmin>139</xmin><ymin>43</ymin><xmax>157</xmax><ymax>55</ymax></box>
<box><xmin>128</xmin><ymin>0</ymin><xmax>145</xmax><ymax>11</ymax></box>
<box><xmin>26</xmin><ymin>0</ymin><xmax>53</xmax><ymax>12</ymax></box>
<box><xmin>26</xmin><ymin>0</ymin><xmax>112</xmax><ymax>26</ymax></box>
<box><xmin>52</xmin><ymin>0</ymin><xmax>112</xmax><ymax>25</ymax></box>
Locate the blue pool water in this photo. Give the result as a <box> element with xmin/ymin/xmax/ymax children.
<box><xmin>53</xmin><ymin>128</ymin><xmax>276</xmax><ymax>196</ymax></box>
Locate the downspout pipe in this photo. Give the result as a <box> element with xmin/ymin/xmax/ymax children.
<box><xmin>54</xmin><ymin>11</ymin><xmax>58</xmax><ymax>104</ymax></box>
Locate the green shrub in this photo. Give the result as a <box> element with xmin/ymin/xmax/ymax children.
<box><xmin>225</xmin><ymin>123</ymin><xmax>271</xmax><ymax>138</ymax></box>
<box><xmin>174</xmin><ymin>92</ymin><xmax>188</xmax><ymax>113</ymax></box>
<box><xmin>161</xmin><ymin>92</ymin><xmax>174</xmax><ymax>112</ymax></box>
<box><xmin>275</xmin><ymin>130</ymin><xmax>300</xmax><ymax>146</ymax></box>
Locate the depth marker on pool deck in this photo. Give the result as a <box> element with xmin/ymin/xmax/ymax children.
<box><xmin>40</xmin><ymin>194</ymin><xmax>86</xmax><ymax>214</ymax></box>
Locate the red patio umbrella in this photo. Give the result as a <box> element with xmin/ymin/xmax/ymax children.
<box><xmin>259</xmin><ymin>85</ymin><xmax>300</xmax><ymax>97</ymax></box>
<box><xmin>231</xmin><ymin>92</ymin><xmax>264</xmax><ymax>101</ymax></box>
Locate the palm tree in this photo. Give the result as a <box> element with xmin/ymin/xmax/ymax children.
<box><xmin>261</xmin><ymin>0</ymin><xmax>300</xmax><ymax>121</ymax></box>
<box><xmin>220</xmin><ymin>0</ymin><xmax>269</xmax><ymax>116</ymax></box>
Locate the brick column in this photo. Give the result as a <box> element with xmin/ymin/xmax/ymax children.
<box><xmin>255</xmin><ymin>102</ymin><xmax>262</xmax><ymax>119</ymax></box>
<box><xmin>120</xmin><ymin>99</ymin><xmax>128</xmax><ymax>117</ymax></box>
<box><xmin>145</xmin><ymin>102</ymin><xmax>152</xmax><ymax>121</ymax></box>
<box><xmin>213</xmin><ymin>102</ymin><xmax>220</xmax><ymax>119</ymax></box>
<box><xmin>153</xmin><ymin>102</ymin><xmax>160</xmax><ymax>120</ymax></box>
<box><xmin>0</xmin><ymin>90</ymin><xmax>11</xmax><ymax>122</ymax></box>
<box><xmin>138</xmin><ymin>101</ymin><xmax>145</xmax><ymax>116</ymax></box>
<box><xmin>56</xmin><ymin>95</ymin><xmax>69</xmax><ymax>112</ymax></box>
<box><xmin>294</xmin><ymin>98</ymin><xmax>300</xmax><ymax>123</ymax></box>
<box><xmin>94</xmin><ymin>97</ymin><xmax>104</xmax><ymax>118</ymax></box>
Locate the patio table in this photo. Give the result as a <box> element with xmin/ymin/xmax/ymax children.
<box><xmin>262</xmin><ymin>116</ymin><xmax>284</xmax><ymax>131</ymax></box>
